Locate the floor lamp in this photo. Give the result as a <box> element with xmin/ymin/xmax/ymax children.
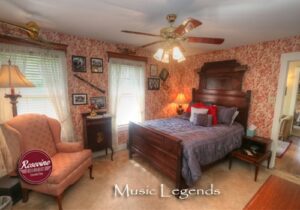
<box><xmin>0</xmin><ymin>60</ymin><xmax>34</xmax><ymax>117</ymax></box>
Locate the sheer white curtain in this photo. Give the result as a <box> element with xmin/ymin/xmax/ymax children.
<box><xmin>0</xmin><ymin>90</ymin><xmax>13</xmax><ymax>177</ymax></box>
<box><xmin>109</xmin><ymin>58</ymin><xmax>145</xmax><ymax>146</ymax></box>
<box><xmin>0</xmin><ymin>43</ymin><xmax>75</xmax><ymax>176</ymax></box>
<box><xmin>0</xmin><ymin>43</ymin><xmax>74</xmax><ymax>141</ymax></box>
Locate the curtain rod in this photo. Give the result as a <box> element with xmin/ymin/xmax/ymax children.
<box><xmin>0</xmin><ymin>34</ymin><xmax>68</xmax><ymax>52</ymax></box>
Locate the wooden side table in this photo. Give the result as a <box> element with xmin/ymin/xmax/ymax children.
<box><xmin>229</xmin><ymin>136</ymin><xmax>272</xmax><ymax>181</ymax></box>
<box><xmin>82</xmin><ymin>114</ymin><xmax>114</xmax><ymax>160</ymax></box>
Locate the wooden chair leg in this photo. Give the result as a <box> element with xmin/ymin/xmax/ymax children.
<box><xmin>255</xmin><ymin>165</ymin><xmax>259</xmax><ymax>181</ymax></box>
<box><xmin>56</xmin><ymin>194</ymin><xmax>63</xmax><ymax>210</ymax></box>
<box><xmin>89</xmin><ymin>165</ymin><xmax>94</xmax><ymax>179</ymax></box>
<box><xmin>22</xmin><ymin>188</ymin><xmax>29</xmax><ymax>203</ymax></box>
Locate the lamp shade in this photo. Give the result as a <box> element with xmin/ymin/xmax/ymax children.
<box><xmin>174</xmin><ymin>93</ymin><xmax>187</xmax><ymax>104</ymax></box>
<box><xmin>0</xmin><ymin>64</ymin><xmax>34</xmax><ymax>88</ymax></box>
<box><xmin>153</xmin><ymin>48</ymin><xmax>164</xmax><ymax>61</ymax></box>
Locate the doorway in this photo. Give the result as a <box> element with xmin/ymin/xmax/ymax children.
<box><xmin>271</xmin><ymin>52</ymin><xmax>300</xmax><ymax>177</ymax></box>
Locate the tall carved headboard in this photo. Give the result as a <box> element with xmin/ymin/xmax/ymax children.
<box><xmin>192</xmin><ymin>60</ymin><xmax>251</xmax><ymax>129</ymax></box>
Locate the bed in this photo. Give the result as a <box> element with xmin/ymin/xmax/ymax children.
<box><xmin>128</xmin><ymin>60</ymin><xmax>251</xmax><ymax>189</ymax></box>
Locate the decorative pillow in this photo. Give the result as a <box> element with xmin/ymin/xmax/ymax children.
<box><xmin>207</xmin><ymin>105</ymin><xmax>218</xmax><ymax>125</ymax></box>
<box><xmin>192</xmin><ymin>113</ymin><xmax>213</xmax><ymax>127</ymax></box>
<box><xmin>230</xmin><ymin>111</ymin><xmax>239</xmax><ymax>126</ymax></box>
<box><xmin>189</xmin><ymin>107</ymin><xmax>208</xmax><ymax>122</ymax></box>
<box><xmin>186</xmin><ymin>102</ymin><xmax>204</xmax><ymax>113</ymax></box>
<box><xmin>218</xmin><ymin>106</ymin><xmax>238</xmax><ymax>125</ymax></box>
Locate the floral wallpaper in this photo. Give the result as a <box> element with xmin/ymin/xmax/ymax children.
<box><xmin>1</xmin><ymin>23</ymin><xmax>300</xmax><ymax>142</ymax></box>
<box><xmin>0</xmin><ymin>25</ymin><xmax>179</xmax><ymax>145</ymax></box>
<box><xmin>175</xmin><ymin>35</ymin><xmax>300</xmax><ymax>138</ymax></box>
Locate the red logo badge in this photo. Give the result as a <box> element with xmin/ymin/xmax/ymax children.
<box><xmin>18</xmin><ymin>150</ymin><xmax>52</xmax><ymax>184</ymax></box>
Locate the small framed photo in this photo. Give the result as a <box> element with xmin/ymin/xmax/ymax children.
<box><xmin>159</xmin><ymin>68</ymin><xmax>169</xmax><ymax>81</ymax></box>
<box><xmin>150</xmin><ymin>64</ymin><xmax>158</xmax><ymax>76</ymax></box>
<box><xmin>72</xmin><ymin>93</ymin><xmax>88</xmax><ymax>105</ymax></box>
<box><xmin>90</xmin><ymin>96</ymin><xmax>106</xmax><ymax>109</ymax></box>
<box><xmin>148</xmin><ymin>78</ymin><xmax>160</xmax><ymax>90</ymax></box>
<box><xmin>72</xmin><ymin>56</ymin><xmax>86</xmax><ymax>72</ymax></box>
<box><xmin>91</xmin><ymin>58</ymin><xmax>103</xmax><ymax>73</ymax></box>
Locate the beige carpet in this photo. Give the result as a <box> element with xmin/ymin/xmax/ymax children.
<box><xmin>12</xmin><ymin>150</ymin><xmax>297</xmax><ymax>210</ymax></box>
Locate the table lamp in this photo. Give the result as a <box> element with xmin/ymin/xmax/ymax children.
<box><xmin>0</xmin><ymin>60</ymin><xmax>34</xmax><ymax>117</ymax></box>
<box><xmin>174</xmin><ymin>93</ymin><xmax>187</xmax><ymax>115</ymax></box>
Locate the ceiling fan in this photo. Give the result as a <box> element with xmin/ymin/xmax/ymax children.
<box><xmin>121</xmin><ymin>14</ymin><xmax>224</xmax><ymax>63</ymax></box>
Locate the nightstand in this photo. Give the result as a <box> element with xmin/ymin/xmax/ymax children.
<box><xmin>229</xmin><ymin>136</ymin><xmax>272</xmax><ymax>181</ymax></box>
<box><xmin>82</xmin><ymin>114</ymin><xmax>114</xmax><ymax>160</ymax></box>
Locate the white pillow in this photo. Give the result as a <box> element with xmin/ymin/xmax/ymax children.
<box><xmin>190</xmin><ymin>107</ymin><xmax>209</xmax><ymax>122</ymax></box>
<box><xmin>230</xmin><ymin>111</ymin><xmax>239</xmax><ymax>126</ymax></box>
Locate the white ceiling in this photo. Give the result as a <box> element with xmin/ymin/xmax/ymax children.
<box><xmin>0</xmin><ymin>0</ymin><xmax>300</xmax><ymax>55</ymax></box>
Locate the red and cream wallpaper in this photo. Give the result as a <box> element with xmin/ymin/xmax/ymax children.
<box><xmin>175</xmin><ymin>36</ymin><xmax>300</xmax><ymax>138</ymax></box>
<box><xmin>1</xmin><ymin>24</ymin><xmax>300</xmax><ymax>142</ymax></box>
<box><xmin>0</xmin><ymin>26</ymin><xmax>179</xmax><ymax>145</ymax></box>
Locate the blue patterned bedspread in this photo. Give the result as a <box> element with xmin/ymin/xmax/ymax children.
<box><xmin>142</xmin><ymin>117</ymin><xmax>244</xmax><ymax>186</ymax></box>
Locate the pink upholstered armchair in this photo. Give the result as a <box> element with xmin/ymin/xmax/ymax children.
<box><xmin>1</xmin><ymin>114</ymin><xmax>93</xmax><ymax>210</ymax></box>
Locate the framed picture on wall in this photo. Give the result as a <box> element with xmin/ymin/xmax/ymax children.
<box><xmin>90</xmin><ymin>96</ymin><xmax>106</xmax><ymax>109</ymax></box>
<box><xmin>72</xmin><ymin>56</ymin><xmax>86</xmax><ymax>72</ymax></box>
<box><xmin>159</xmin><ymin>68</ymin><xmax>169</xmax><ymax>81</ymax></box>
<box><xmin>150</xmin><ymin>64</ymin><xmax>158</xmax><ymax>76</ymax></box>
<box><xmin>148</xmin><ymin>78</ymin><xmax>160</xmax><ymax>90</ymax></box>
<box><xmin>91</xmin><ymin>58</ymin><xmax>103</xmax><ymax>73</ymax></box>
<box><xmin>72</xmin><ymin>93</ymin><xmax>88</xmax><ymax>105</ymax></box>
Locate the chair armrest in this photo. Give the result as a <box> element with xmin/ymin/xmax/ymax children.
<box><xmin>56</xmin><ymin>142</ymin><xmax>83</xmax><ymax>153</ymax></box>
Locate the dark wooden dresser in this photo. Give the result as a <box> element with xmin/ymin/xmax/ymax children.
<box><xmin>82</xmin><ymin>113</ymin><xmax>114</xmax><ymax>160</ymax></box>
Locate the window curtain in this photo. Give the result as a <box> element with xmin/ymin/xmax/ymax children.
<box><xmin>109</xmin><ymin>58</ymin><xmax>145</xmax><ymax>146</ymax></box>
<box><xmin>0</xmin><ymin>43</ymin><xmax>75</xmax><ymax>176</ymax></box>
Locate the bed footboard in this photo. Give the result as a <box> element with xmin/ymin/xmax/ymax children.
<box><xmin>128</xmin><ymin>121</ymin><xmax>185</xmax><ymax>189</ymax></box>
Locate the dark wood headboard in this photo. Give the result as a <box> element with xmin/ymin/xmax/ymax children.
<box><xmin>192</xmin><ymin>60</ymin><xmax>251</xmax><ymax>129</ymax></box>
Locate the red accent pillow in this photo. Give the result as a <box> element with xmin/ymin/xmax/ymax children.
<box><xmin>186</xmin><ymin>103</ymin><xmax>218</xmax><ymax>125</ymax></box>
<box><xmin>208</xmin><ymin>105</ymin><xmax>218</xmax><ymax>125</ymax></box>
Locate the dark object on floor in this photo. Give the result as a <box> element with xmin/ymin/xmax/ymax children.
<box><xmin>244</xmin><ymin>175</ymin><xmax>300</xmax><ymax>210</ymax></box>
<box><xmin>0</xmin><ymin>176</ymin><xmax>21</xmax><ymax>204</ymax></box>
<box><xmin>229</xmin><ymin>136</ymin><xmax>272</xmax><ymax>181</ymax></box>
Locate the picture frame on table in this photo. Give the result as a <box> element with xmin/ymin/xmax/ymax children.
<box><xmin>72</xmin><ymin>56</ymin><xmax>86</xmax><ymax>72</ymax></box>
<box><xmin>90</xmin><ymin>96</ymin><xmax>106</xmax><ymax>109</ymax></box>
<box><xmin>91</xmin><ymin>58</ymin><xmax>103</xmax><ymax>73</ymax></box>
<box><xmin>72</xmin><ymin>93</ymin><xmax>88</xmax><ymax>105</ymax></box>
<box><xmin>150</xmin><ymin>64</ymin><xmax>158</xmax><ymax>76</ymax></box>
<box><xmin>148</xmin><ymin>78</ymin><xmax>160</xmax><ymax>90</ymax></box>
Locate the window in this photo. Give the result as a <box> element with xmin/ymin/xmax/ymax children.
<box><xmin>0</xmin><ymin>43</ymin><xmax>74</xmax><ymax>140</ymax></box>
<box><xmin>16</xmin><ymin>55</ymin><xmax>58</xmax><ymax>119</ymax></box>
<box><xmin>109</xmin><ymin>58</ymin><xmax>145</xmax><ymax>126</ymax></box>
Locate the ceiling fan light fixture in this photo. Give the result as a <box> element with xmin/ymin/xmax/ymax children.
<box><xmin>172</xmin><ymin>46</ymin><xmax>184</xmax><ymax>60</ymax></box>
<box><xmin>177</xmin><ymin>55</ymin><xmax>186</xmax><ymax>63</ymax></box>
<box><xmin>153</xmin><ymin>48</ymin><xmax>164</xmax><ymax>61</ymax></box>
<box><xmin>161</xmin><ymin>50</ymin><xmax>170</xmax><ymax>63</ymax></box>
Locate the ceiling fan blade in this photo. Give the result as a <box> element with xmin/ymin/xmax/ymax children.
<box><xmin>139</xmin><ymin>40</ymin><xmax>165</xmax><ymax>48</ymax></box>
<box><xmin>121</xmin><ymin>30</ymin><xmax>160</xmax><ymax>37</ymax></box>
<box><xmin>174</xmin><ymin>18</ymin><xmax>202</xmax><ymax>36</ymax></box>
<box><xmin>187</xmin><ymin>37</ymin><xmax>224</xmax><ymax>44</ymax></box>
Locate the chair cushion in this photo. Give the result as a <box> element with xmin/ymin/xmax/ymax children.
<box><xmin>47</xmin><ymin>149</ymin><xmax>92</xmax><ymax>184</ymax></box>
